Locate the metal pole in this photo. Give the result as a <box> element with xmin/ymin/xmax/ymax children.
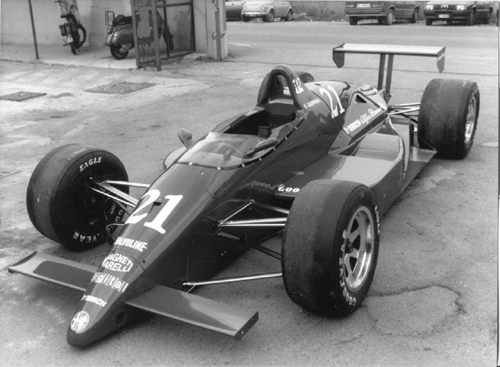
<box><xmin>377</xmin><ymin>54</ymin><xmax>386</xmax><ymax>91</ymax></box>
<box><xmin>28</xmin><ymin>0</ymin><xmax>39</xmax><ymax>60</ymax></box>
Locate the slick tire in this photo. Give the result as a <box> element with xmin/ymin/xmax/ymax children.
<box><xmin>110</xmin><ymin>46</ymin><xmax>129</xmax><ymax>60</ymax></box>
<box><xmin>418</xmin><ymin>78</ymin><xmax>480</xmax><ymax>159</ymax></box>
<box><xmin>27</xmin><ymin>144</ymin><xmax>128</xmax><ymax>251</ymax></box>
<box><xmin>296</xmin><ymin>71</ymin><xmax>315</xmax><ymax>83</ymax></box>
<box><xmin>282</xmin><ymin>180</ymin><xmax>380</xmax><ymax>317</ymax></box>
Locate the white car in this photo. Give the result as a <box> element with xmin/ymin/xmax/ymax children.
<box><xmin>241</xmin><ymin>0</ymin><xmax>293</xmax><ymax>22</ymax></box>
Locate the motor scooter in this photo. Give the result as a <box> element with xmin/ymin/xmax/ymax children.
<box><xmin>56</xmin><ymin>0</ymin><xmax>86</xmax><ymax>55</ymax></box>
<box><xmin>105</xmin><ymin>11</ymin><xmax>174</xmax><ymax>60</ymax></box>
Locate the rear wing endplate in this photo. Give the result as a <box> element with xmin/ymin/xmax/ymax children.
<box><xmin>332</xmin><ymin>43</ymin><xmax>445</xmax><ymax>101</ymax></box>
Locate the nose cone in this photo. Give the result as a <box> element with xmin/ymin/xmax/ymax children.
<box><xmin>67</xmin><ymin>252</ymin><xmax>146</xmax><ymax>347</ymax></box>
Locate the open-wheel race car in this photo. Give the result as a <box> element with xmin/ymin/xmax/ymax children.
<box><xmin>9</xmin><ymin>44</ymin><xmax>479</xmax><ymax>347</ymax></box>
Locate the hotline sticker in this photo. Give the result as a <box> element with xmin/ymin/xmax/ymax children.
<box><xmin>70</xmin><ymin>311</ymin><xmax>90</xmax><ymax>332</ymax></box>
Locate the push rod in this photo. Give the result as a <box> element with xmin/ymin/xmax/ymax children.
<box><xmin>183</xmin><ymin>272</ymin><xmax>282</xmax><ymax>287</ymax></box>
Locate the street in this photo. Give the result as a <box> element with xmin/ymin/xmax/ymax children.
<box><xmin>0</xmin><ymin>21</ymin><xmax>498</xmax><ymax>366</ymax></box>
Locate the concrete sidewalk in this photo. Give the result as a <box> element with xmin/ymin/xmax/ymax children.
<box><xmin>0</xmin><ymin>43</ymin><xmax>204</xmax><ymax>72</ymax></box>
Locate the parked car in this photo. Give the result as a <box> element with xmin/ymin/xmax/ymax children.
<box><xmin>241</xmin><ymin>0</ymin><xmax>293</xmax><ymax>22</ymax></box>
<box><xmin>424</xmin><ymin>1</ymin><xmax>494</xmax><ymax>25</ymax></box>
<box><xmin>225</xmin><ymin>0</ymin><xmax>244</xmax><ymax>20</ymax></box>
<box><xmin>345</xmin><ymin>1</ymin><xmax>420</xmax><ymax>25</ymax></box>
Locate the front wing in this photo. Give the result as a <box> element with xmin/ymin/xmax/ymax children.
<box><xmin>9</xmin><ymin>252</ymin><xmax>258</xmax><ymax>339</ymax></box>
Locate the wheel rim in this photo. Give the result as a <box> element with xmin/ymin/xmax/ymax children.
<box><xmin>464</xmin><ymin>95</ymin><xmax>477</xmax><ymax>144</ymax></box>
<box><xmin>341</xmin><ymin>207</ymin><xmax>375</xmax><ymax>292</ymax></box>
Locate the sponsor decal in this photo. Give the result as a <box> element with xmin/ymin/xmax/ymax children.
<box><xmin>114</xmin><ymin>236</ymin><xmax>148</xmax><ymax>252</ymax></box>
<box><xmin>101</xmin><ymin>253</ymin><xmax>134</xmax><ymax>273</ymax></box>
<box><xmin>79</xmin><ymin>156</ymin><xmax>102</xmax><ymax>172</ymax></box>
<box><xmin>73</xmin><ymin>231</ymin><xmax>100</xmax><ymax>243</ymax></box>
<box><xmin>82</xmin><ymin>295</ymin><xmax>108</xmax><ymax>308</ymax></box>
<box><xmin>343</xmin><ymin>107</ymin><xmax>382</xmax><ymax>134</ymax></box>
<box><xmin>65</xmin><ymin>147</ymin><xmax>87</xmax><ymax>161</ymax></box>
<box><xmin>304</xmin><ymin>98</ymin><xmax>321</xmax><ymax>109</ymax></box>
<box><xmin>91</xmin><ymin>272</ymin><xmax>129</xmax><ymax>293</ymax></box>
<box><xmin>247</xmin><ymin>180</ymin><xmax>280</xmax><ymax>191</ymax></box>
<box><xmin>277</xmin><ymin>186</ymin><xmax>300</xmax><ymax>194</ymax></box>
<box><xmin>70</xmin><ymin>311</ymin><xmax>90</xmax><ymax>332</ymax></box>
<box><xmin>292</xmin><ymin>77</ymin><xmax>304</xmax><ymax>94</ymax></box>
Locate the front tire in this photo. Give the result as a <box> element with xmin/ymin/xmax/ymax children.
<box><xmin>425</xmin><ymin>18</ymin><xmax>433</xmax><ymax>25</ymax></box>
<box><xmin>27</xmin><ymin>144</ymin><xmax>129</xmax><ymax>250</ymax></box>
<box><xmin>282</xmin><ymin>180</ymin><xmax>380</xmax><ymax>317</ymax></box>
<box><xmin>418</xmin><ymin>79</ymin><xmax>480</xmax><ymax>159</ymax></box>
<box><xmin>265</xmin><ymin>10</ymin><xmax>275</xmax><ymax>22</ymax></box>
<box><xmin>70</xmin><ymin>24</ymin><xmax>86</xmax><ymax>54</ymax></box>
<box><xmin>349</xmin><ymin>17</ymin><xmax>358</xmax><ymax>25</ymax></box>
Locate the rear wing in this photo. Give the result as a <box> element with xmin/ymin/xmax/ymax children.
<box><xmin>332</xmin><ymin>43</ymin><xmax>445</xmax><ymax>101</ymax></box>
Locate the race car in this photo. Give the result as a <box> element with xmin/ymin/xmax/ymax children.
<box><xmin>9</xmin><ymin>44</ymin><xmax>479</xmax><ymax>347</ymax></box>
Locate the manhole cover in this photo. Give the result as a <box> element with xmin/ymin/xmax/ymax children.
<box><xmin>0</xmin><ymin>91</ymin><xmax>47</xmax><ymax>102</ymax></box>
<box><xmin>86</xmin><ymin>82</ymin><xmax>155</xmax><ymax>95</ymax></box>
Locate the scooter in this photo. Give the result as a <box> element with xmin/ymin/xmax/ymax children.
<box><xmin>56</xmin><ymin>0</ymin><xmax>86</xmax><ymax>55</ymax></box>
<box><xmin>105</xmin><ymin>11</ymin><xmax>174</xmax><ymax>60</ymax></box>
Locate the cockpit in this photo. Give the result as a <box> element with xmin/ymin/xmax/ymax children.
<box><xmin>177</xmin><ymin>66</ymin><xmax>311</xmax><ymax>170</ymax></box>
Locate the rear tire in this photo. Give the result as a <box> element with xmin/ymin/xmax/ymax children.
<box><xmin>466</xmin><ymin>10</ymin><xmax>475</xmax><ymax>25</ymax></box>
<box><xmin>418</xmin><ymin>79</ymin><xmax>480</xmax><ymax>159</ymax></box>
<box><xmin>27</xmin><ymin>144</ymin><xmax>129</xmax><ymax>250</ymax></box>
<box><xmin>297</xmin><ymin>71</ymin><xmax>315</xmax><ymax>83</ymax></box>
<box><xmin>410</xmin><ymin>8</ymin><xmax>418</xmax><ymax>23</ymax></box>
<box><xmin>110</xmin><ymin>45</ymin><xmax>129</xmax><ymax>60</ymax></box>
<box><xmin>282</xmin><ymin>180</ymin><xmax>380</xmax><ymax>317</ymax></box>
<box><xmin>284</xmin><ymin>10</ymin><xmax>293</xmax><ymax>21</ymax></box>
<box><xmin>384</xmin><ymin>9</ymin><xmax>394</xmax><ymax>25</ymax></box>
<box><xmin>483</xmin><ymin>9</ymin><xmax>492</xmax><ymax>24</ymax></box>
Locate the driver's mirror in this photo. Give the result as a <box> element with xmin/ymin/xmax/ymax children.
<box><xmin>178</xmin><ymin>128</ymin><xmax>193</xmax><ymax>149</ymax></box>
<box><xmin>244</xmin><ymin>138</ymin><xmax>278</xmax><ymax>157</ymax></box>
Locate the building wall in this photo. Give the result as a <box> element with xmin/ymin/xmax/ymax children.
<box><xmin>0</xmin><ymin>0</ymin><xmax>227</xmax><ymax>58</ymax></box>
<box><xmin>1</xmin><ymin>0</ymin><xmax>130</xmax><ymax>46</ymax></box>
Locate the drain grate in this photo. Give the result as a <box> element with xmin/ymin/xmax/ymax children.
<box><xmin>0</xmin><ymin>91</ymin><xmax>47</xmax><ymax>102</ymax></box>
<box><xmin>86</xmin><ymin>82</ymin><xmax>155</xmax><ymax>95</ymax></box>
